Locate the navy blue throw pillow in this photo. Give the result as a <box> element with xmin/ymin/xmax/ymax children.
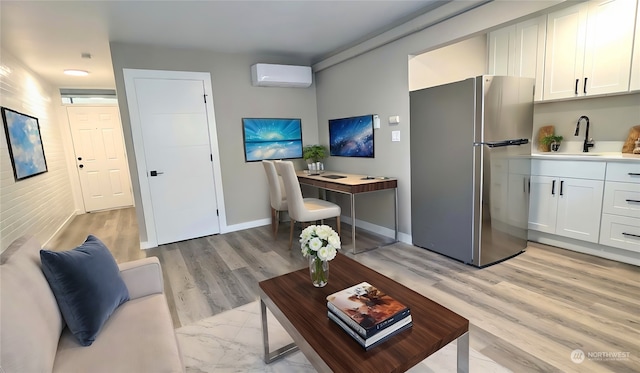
<box><xmin>40</xmin><ymin>235</ymin><xmax>129</xmax><ymax>346</ymax></box>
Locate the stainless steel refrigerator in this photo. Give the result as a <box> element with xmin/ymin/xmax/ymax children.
<box><xmin>410</xmin><ymin>75</ymin><xmax>534</xmax><ymax>267</ymax></box>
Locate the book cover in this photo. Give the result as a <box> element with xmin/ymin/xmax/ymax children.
<box><xmin>326</xmin><ymin>282</ymin><xmax>410</xmax><ymax>338</ymax></box>
<box><xmin>328</xmin><ymin>310</ymin><xmax>412</xmax><ymax>350</ymax></box>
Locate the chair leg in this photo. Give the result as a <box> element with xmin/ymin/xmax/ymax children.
<box><xmin>336</xmin><ymin>216</ymin><xmax>341</xmax><ymax>238</ymax></box>
<box><xmin>271</xmin><ymin>208</ymin><xmax>276</xmax><ymax>239</ymax></box>
<box><xmin>274</xmin><ymin>210</ymin><xmax>280</xmax><ymax>240</ymax></box>
<box><xmin>289</xmin><ymin>219</ymin><xmax>295</xmax><ymax>249</ymax></box>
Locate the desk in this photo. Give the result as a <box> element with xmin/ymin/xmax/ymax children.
<box><xmin>296</xmin><ymin>170</ymin><xmax>398</xmax><ymax>254</ymax></box>
<box><xmin>259</xmin><ymin>253</ymin><xmax>470</xmax><ymax>372</ymax></box>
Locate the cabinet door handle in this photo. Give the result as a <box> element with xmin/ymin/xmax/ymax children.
<box><xmin>583</xmin><ymin>77</ymin><xmax>588</xmax><ymax>94</ymax></box>
<box><xmin>625</xmin><ymin>199</ymin><xmax>640</xmax><ymax>203</ymax></box>
<box><xmin>628</xmin><ymin>173</ymin><xmax>640</xmax><ymax>176</ymax></box>
<box><xmin>622</xmin><ymin>232</ymin><xmax>640</xmax><ymax>239</ymax></box>
<box><xmin>528</xmin><ymin>178</ymin><xmax>531</xmax><ymax>193</ymax></box>
<box><xmin>552</xmin><ymin>180</ymin><xmax>556</xmax><ymax>195</ymax></box>
<box><xmin>523</xmin><ymin>178</ymin><xmax>526</xmax><ymax>193</ymax></box>
<box><xmin>574</xmin><ymin>79</ymin><xmax>579</xmax><ymax>95</ymax></box>
<box><xmin>560</xmin><ymin>180</ymin><xmax>564</xmax><ymax>196</ymax></box>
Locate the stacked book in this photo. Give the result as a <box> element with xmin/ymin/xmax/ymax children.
<box><xmin>326</xmin><ymin>282</ymin><xmax>412</xmax><ymax>350</ymax></box>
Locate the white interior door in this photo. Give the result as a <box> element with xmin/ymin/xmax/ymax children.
<box><xmin>131</xmin><ymin>77</ymin><xmax>220</xmax><ymax>245</ymax></box>
<box><xmin>67</xmin><ymin>106</ymin><xmax>133</xmax><ymax>212</ymax></box>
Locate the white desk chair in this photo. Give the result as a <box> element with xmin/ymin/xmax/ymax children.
<box><xmin>262</xmin><ymin>160</ymin><xmax>288</xmax><ymax>239</ymax></box>
<box><xmin>276</xmin><ymin>161</ymin><xmax>341</xmax><ymax>249</ymax></box>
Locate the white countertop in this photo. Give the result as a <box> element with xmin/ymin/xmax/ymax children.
<box><xmin>531</xmin><ymin>141</ymin><xmax>640</xmax><ymax>162</ymax></box>
<box><xmin>531</xmin><ymin>152</ymin><xmax>640</xmax><ymax>162</ymax></box>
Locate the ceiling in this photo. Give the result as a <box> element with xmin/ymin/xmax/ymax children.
<box><xmin>0</xmin><ymin>0</ymin><xmax>457</xmax><ymax>90</ymax></box>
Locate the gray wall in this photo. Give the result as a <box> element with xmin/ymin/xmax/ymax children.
<box><xmin>110</xmin><ymin>43</ymin><xmax>318</xmax><ymax>241</ymax></box>
<box><xmin>533</xmin><ymin>93</ymin><xmax>640</xmax><ymax>147</ymax></box>
<box><xmin>315</xmin><ymin>1</ymin><xmax>570</xmax><ymax>239</ymax></box>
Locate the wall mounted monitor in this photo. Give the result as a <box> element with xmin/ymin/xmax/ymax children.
<box><xmin>242</xmin><ymin>118</ymin><xmax>303</xmax><ymax>162</ymax></box>
<box><xmin>329</xmin><ymin>114</ymin><xmax>374</xmax><ymax>158</ymax></box>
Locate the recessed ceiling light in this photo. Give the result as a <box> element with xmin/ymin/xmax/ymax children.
<box><xmin>64</xmin><ymin>69</ymin><xmax>89</xmax><ymax>76</ymax></box>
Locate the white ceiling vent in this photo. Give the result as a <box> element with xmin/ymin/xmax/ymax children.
<box><xmin>251</xmin><ymin>63</ymin><xmax>312</xmax><ymax>88</ymax></box>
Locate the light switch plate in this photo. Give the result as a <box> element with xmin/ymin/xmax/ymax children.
<box><xmin>388</xmin><ymin>115</ymin><xmax>400</xmax><ymax>125</ymax></box>
<box><xmin>392</xmin><ymin>131</ymin><xmax>400</xmax><ymax>142</ymax></box>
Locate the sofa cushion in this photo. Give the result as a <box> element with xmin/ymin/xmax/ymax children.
<box><xmin>40</xmin><ymin>235</ymin><xmax>129</xmax><ymax>346</ymax></box>
<box><xmin>53</xmin><ymin>294</ymin><xmax>184</xmax><ymax>373</ymax></box>
<box><xmin>0</xmin><ymin>236</ymin><xmax>65</xmax><ymax>373</ymax></box>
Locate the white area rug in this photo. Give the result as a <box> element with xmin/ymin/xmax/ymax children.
<box><xmin>176</xmin><ymin>301</ymin><xmax>511</xmax><ymax>372</ymax></box>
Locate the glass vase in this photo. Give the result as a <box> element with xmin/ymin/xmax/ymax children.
<box><xmin>309</xmin><ymin>256</ymin><xmax>329</xmax><ymax>287</ymax></box>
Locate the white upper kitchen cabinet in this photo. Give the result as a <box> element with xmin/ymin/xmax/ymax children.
<box><xmin>488</xmin><ymin>16</ymin><xmax>546</xmax><ymax>101</ymax></box>
<box><xmin>543</xmin><ymin>0</ymin><xmax>636</xmax><ymax>100</ymax></box>
<box><xmin>630</xmin><ymin>0</ymin><xmax>640</xmax><ymax>91</ymax></box>
<box><xmin>488</xmin><ymin>26</ymin><xmax>515</xmax><ymax>76</ymax></box>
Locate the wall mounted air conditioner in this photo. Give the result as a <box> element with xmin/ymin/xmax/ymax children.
<box><xmin>251</xmin><ymin>63</ymin><xmax>312</xmax><ymax>88</ymax></box>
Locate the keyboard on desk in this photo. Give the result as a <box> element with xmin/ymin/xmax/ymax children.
<box><xmin>322</xmin><ymin>174</ymin><xmax>346</xmax><ymax>179</ymax></box>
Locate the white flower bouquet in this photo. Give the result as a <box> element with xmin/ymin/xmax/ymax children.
<box><xmin>300</xmin><ymin>224</ymin><xmax>341</xmax><ymax>287</ymax></box>
<box><xmin>300</xmin><ymin>224</ymin><xmax>341</xmax><ymax>261</ymax></box>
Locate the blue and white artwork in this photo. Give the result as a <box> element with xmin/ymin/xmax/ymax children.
<box><xmin>1</xmin><ymin>107</ymin><xmax>48</xmax><ymax>181</ymax></box>
<box><xmin>242</xmin><ymin>118</ymin><xmax>303</xmax><ymax>162</ymax></box>
<box><xmin>329</xmin><ymin>115</ymin><xmax>374</xmax><ymax>158</ymax></box>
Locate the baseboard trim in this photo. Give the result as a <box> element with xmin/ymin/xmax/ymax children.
<box><xmin>221</xmin><ymin>218</ymin><xmax>272</xmax><ymax>234</ymax></box>
<box><xmin>340</xmin><ymin>215</ymin><xmax>411</xmax><ymax>245</ymax></box>
<box><xmin>43</xmin><ymin>210</ymin><xmax>81</xmax><ymax>248</ymax></box>
<box><xmin>141</xmin><ymin>216</ymin><xmax>412</xmax><ymax>249</ymax></box>
<box><xmin>528</xmin><ymin>231</ymin><xmax>640</xmax><ymax>266</ymax></box>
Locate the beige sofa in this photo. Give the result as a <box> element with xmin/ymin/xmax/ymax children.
<box><xmin>0</xmin><ymin>236</ymin><xmax>184</xmax><ymax>373</ymax></box>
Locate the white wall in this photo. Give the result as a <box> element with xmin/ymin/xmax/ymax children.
<box><xmin>409</xmin><ymin>35</ymin><xmax>488</xmax><ymax>91</ymax></box>
<box><xmin>316</xmin><ymin>1</ymin><xmax>569</xmax><ymax>239</ymax></box>
<box><xmin>109</xmin><ymin>43</ymin><xmax>319</xmax><ymax>242</ymax></box>
<box><xmin>0</xmin><ymin>49</ymin><xmax>76</xmax><ymax>252</ymax></box>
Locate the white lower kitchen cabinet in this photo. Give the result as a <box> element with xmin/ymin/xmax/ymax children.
<box><xmin>528</xmin><ymin>175</ymin><xmax>604</xmax><ymax>242</ymax></box>
<box><xmin>600</xmin><ymin>214</ymin><xmax>640</xmax><ymax>253</ymax></box>
<box><xmin>599</xmin><ymin>161</ymin><xmax>640</xmax><ymax>253</ymax></box>
<box><xmin>528</xmin><ymin>175</ymin><xmax>558</xmax><ymax>233</ymax></box>
<box><xmin>529</xmin><ymin>157</ymin><xmax>640</xmax><ymax>266</ymax></box>
<box><xmin>555</xmin><ymin>178</ymin><xmax>604</xmax><ymax>242</ymax></box>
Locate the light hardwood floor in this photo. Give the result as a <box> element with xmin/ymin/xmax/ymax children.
<box><xmin>48</xmin><ymin>207</ymin><xmax>639</xmax><ymax>373</ymax></box>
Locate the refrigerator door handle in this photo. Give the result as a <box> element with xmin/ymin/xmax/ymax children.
<box><xmin>473</xmin><ymin>138</ymin><xmax>529</xmax><ymax>147</ymax></box>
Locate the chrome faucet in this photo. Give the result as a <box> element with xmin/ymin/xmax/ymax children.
<box><xmin>574</xmin><ymin>116</ymin><xmax>594</xmax><ymax>152</ymax></box>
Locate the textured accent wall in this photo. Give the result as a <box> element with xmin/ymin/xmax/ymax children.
<box><xmin>0</xmin><ymin>49</ymin><xmax>75</xmax><ymax>252</ymax></box>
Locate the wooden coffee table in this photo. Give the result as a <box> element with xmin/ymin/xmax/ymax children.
<box><xmin>258</xmin><ymin>253</ymin><xmax>469</xmax><ymax>372</ymax></box>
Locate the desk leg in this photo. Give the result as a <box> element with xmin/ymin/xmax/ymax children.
<box><xmin>261</xmin><ymin>298</ymin><xmax>298</xmax><ymax>363</ymax></box>
<box><xmin>394</xmin><ymin>188</ymin><xmax>398</xmax><ymax>241</ymax></box>
<box><xmin>456</xmin><ymin>331</ymin><xmax>469</xmax><ymax>373</ymax></box>
<box><xmin>350</xmin><ymin>193</ymin><xmax>356</xmax><ymax>254</ymax></box>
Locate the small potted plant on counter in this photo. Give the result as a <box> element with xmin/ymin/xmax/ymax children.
<box><xmin>303</xmin><ymin>145</ymin><xmax>327</xmax><ymax>174</ymax></box>
<box><xmin>541</xmin><ymin>134</ymin><xmax>563</xmax><ymax>152</ymax></box>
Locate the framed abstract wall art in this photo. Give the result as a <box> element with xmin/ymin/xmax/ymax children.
<box><xmin>329</xmin><ymin>114</ymin><xmax>375</xmax><ymax>158</ymax></box>
<box><xmin>1</xmin><ymin>107</ymin><xmax>48</xmax><ymax>180</ymax></box>
<box><xmin>242</xmin><ymin>118</ymin><xmax>303</xmax><ymax>162</ymax></box>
